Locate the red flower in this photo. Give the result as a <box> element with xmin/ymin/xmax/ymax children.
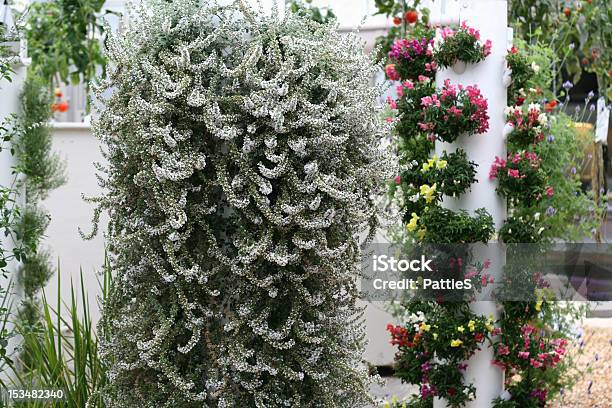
<box><xmin>544</xmin><ymin>100</ymin><xmax>558</xmax><ymax>112</ymax></box>
<box><xmin>475</xmin><ymin>332</ymin><xmax>485</xmax><ymax>342</ymax></box>
<box><xmin>515</xmin><ymin>96</ymin><xmax>525</xmax><ymax>105</ymax></box>
<box><xmin>57</xmin><ymin>101</ymin><xmax>69</xmax><ymax>113</ymax></box>
<box><xmin>393</xmin><ymin>16</ymin><xmax>402</xmax><ymax>25</ymax></box>
<box><xmin>404</xmin><ymin>10</ymin><xmax>418</xmax><ymax>24</ymax></box>
<box><xmin>546</xmin><ymin>186</ymin><xmax>554</xmax><ymax>197</ymax></box>
<box><xmin>563</xmin><ymin>7</ymin><xmax>571</xmax><ymax>17</ymax></box>
<box><xmin>394</xmin><ymin>175</ymin><xmax>401</xmax><ymax>184</ymax></box>
<box><xmin>385</xmin><ymin>64</ymin><xmax>400</xmax><ymax>81</ymax></box>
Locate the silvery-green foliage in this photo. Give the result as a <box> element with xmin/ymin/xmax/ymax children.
<box><xmin>89</xmin><ymin>0</ymin><xmax>393</xmax><ymax>406</ymax></box>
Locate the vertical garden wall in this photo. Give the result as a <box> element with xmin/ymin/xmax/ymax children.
<box><xmin>89</xmin><ymin>0</ymin><xmax>393</xmax><ymax>406</ymax></box>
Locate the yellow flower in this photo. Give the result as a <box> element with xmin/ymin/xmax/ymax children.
<box><xmin>436</xmin><ymin>159</ymin><xmax>447</xmax><ymax>169</ymax></box>
<box><xmin>468</xmin><ymin>320</ymin><xmax>476</xmax><ymax>332</ymax></box>
<box><xmin>420</xmin><ymin>183</ymin><xmax>437</xmax><ymax>203</ymax></box>
<box><xmin>535</xmin><ymin>300</ymin><xmax>543</xmax><ymax>311</ymax></box>
<box><xmin>433</xmin><ymin>333</ymin><xmax>438</xmax><ymax>340</ymax></box>
<box><xmin>417</xmin><ymin>228</ymin><xmax>426</xmax><ymax>240</ymax></box>
<box><xmin>420</xmin><ymin>323</ymin><xmax>431</xmax><ymax>332</ymax></box>
<box><xmin>485</xmin><ymin>323</ymin><xmax>494</xmax><ymax>332</ymax></box>
<box><xmin>407</xmin><ymin>212</ymin><xmax>419</xmax><ymax>232</ymax></box>
<box><xmin>457</xmin><ymin>326</ymin><xmax>465</xmax><ymax>333</ymax></box>
<box><xmin>451</xmin><ymin>339</ymin><xmax>463</xmax><ymax>347</ymax></box>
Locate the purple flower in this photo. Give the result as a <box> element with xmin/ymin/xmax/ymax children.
<box><xmin>546</xmin><ymin>206</ymin><xmax>556</xmax><ymax>216</ymax></box>
<box><xmin>569</xmin><ymin>43</ymin><xmax>575</xmax><ymax>50</ymax></box>
<box><xmin>563</xmin><ymin>81</ymin><xmax>573</xmax><ymax>90</ymax></box>
<box><xmin>590</xmin><ymin>104</ymin><xmax>596</xmax><ymax>112</ymax></box>
<box><xmin>547</xmin><ymin>134</ymin><xmax>555</xmax><ymax>143</ymax></box>
<box><xmin>571</xmin><ymin>167</ymin><xmax>577</xmax><ymax>174</ymax></box>
<box><xmin>575</xmin><ymin>105</ymin><xmax>581</xmax><ymax>114</ymax></box>
<box><xmin>587</xmin><ymin>91</ymin><xmax>595</xmax><ymax>99</ymax></box>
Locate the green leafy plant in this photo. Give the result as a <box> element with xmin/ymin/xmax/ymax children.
<box><xmin>498</xmin><ymin>213</ymin><xmax>542</xmax><ymax>243</ymax></box>
<box><xmin>419</xmin><ymin>79</ymin><xmax>489</xmax><ymax>143</ymax></box>
<box><xmin>25</xmin><ymin>0</ymin><xmax>107</xmax><ymax>102</ymax></box>
<box><xmin>504</xmin><ymin>104</ymin><xmax>549</xmax><ymax>150</ymax></box>
<box><xmin>433</xmin><ymin>23</ymin><xmax>492</xmax><ymax>69</ymax></box>
<box><xmin>388</xmin><ymin>301</ymin><xmax>498</xmax><ymax>407</ymax></box>
<box><xmin>286</xmin><ymin>0</ymin><xmax>335</xmax><ymax>24</ymax></box>
<box><xmin>509</xmin><ymin>0</ymin><xmax>611</xmax><ymax>101</ymax></box>
<box><xmin>386</xmin><ymin>28</ymin><xmax>436</xmax><ymax>81</ymax></box>
<box><xmin>0</xmin><ymin>24</ymin><xmax>16</xmax><ymax>83</ymax></box>
<box><xmin>10</xmin><ymin>74</ymin><xmax>65</xmax><ymax>338</ymax></box>
<box><xmin>419</xmin><ymin>207</ymin><xmax>495</xmax><ymax>244</ymax></box>
<box><xmin>490</xmin><ymin>151</ymin><xmax>548</xmax><ymax>204</ymax></box>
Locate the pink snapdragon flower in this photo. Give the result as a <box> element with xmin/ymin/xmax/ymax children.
<box><xmin>461</xmin><ymin>21</ymin><xmax>481</xmax><ymax>40</ymax></box>
<box><xmin>421</xmin><ymin>94</ymin><xmax>440</xmax><ymax>108</ymax></box>
<box><xmin>483</xmin><ymin>39</ymin><xmax>493</xmax><ymax>56</ymax></box>
<box><xmin>489</xmin><ymin>156</ymin><xmax>506</xmax><ymax>179</ymax></box>
<box><xmin>530</xmin><ymin>358</ymin><xmax>543</xmax><ymax>369</ymax></box>
<box><xmin>497</xmin><ymin>344</ymin><xmax>510</xmax><ymax>356</ymax></box>
<box><xmin>518</xmin><ymin>351</ymin><xmax>530</xmax><ymax>359</ymax></box>
<box><xmin>508</xmin><ymin>168</ymin><xmax>520</xmax><ymax>178</ymax></box>
<box><xmin>440</xmin><ymin>26</ymin><xmax>455</xmax><ymax>38</ymax></box>
<box><xmin>396</xmin><ymin>85</ymin><xmax>404</xmax><ymax>98</ymax></box>
<box><xmin>387</xmin><ymin>96</ymin><xmax>398</xmax><ymax>110</ymax></box>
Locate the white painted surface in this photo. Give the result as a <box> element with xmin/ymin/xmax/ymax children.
<box><xmin>433</xmin><ymin>1</ymin><xmax>508</xmax><ymax>406</ymax></box>
<box><xmin>42</xmin><ymin>125</ymin><xmax>108</xmax><ymax>322</ymax></box>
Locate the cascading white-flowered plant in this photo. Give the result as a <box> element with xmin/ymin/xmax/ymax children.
<box><xmin>86</xmin><ymin>0</ymin><xmax>394</xmax><ymax>406</ymax></box>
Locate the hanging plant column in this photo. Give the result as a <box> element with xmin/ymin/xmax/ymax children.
<box><xmin>88</xmin><ymin>0</ymin><xmax>393</xmax><ymax>406</ymax></box>
<box><xmin>432</xmin><ymin>1</ymin><xmax>509</xmax><ymax>407</ymax></box>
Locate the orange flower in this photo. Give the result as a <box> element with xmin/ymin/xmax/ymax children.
<box><xmin>544</xmin><ymin>100</ymin><xmax>557</xmax><ymax>112</ymax></box>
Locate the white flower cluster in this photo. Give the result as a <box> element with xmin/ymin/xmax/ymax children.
<box><xmin>90</xmin><ymin>0</ymin><xmax>394</xmax><ymax>406</ymax></box>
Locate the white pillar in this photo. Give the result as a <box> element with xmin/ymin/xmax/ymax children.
<box><xmin>432</xmin><ymin>1</ymin><xmax>507</xmax><ymax>407</ymax></box>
